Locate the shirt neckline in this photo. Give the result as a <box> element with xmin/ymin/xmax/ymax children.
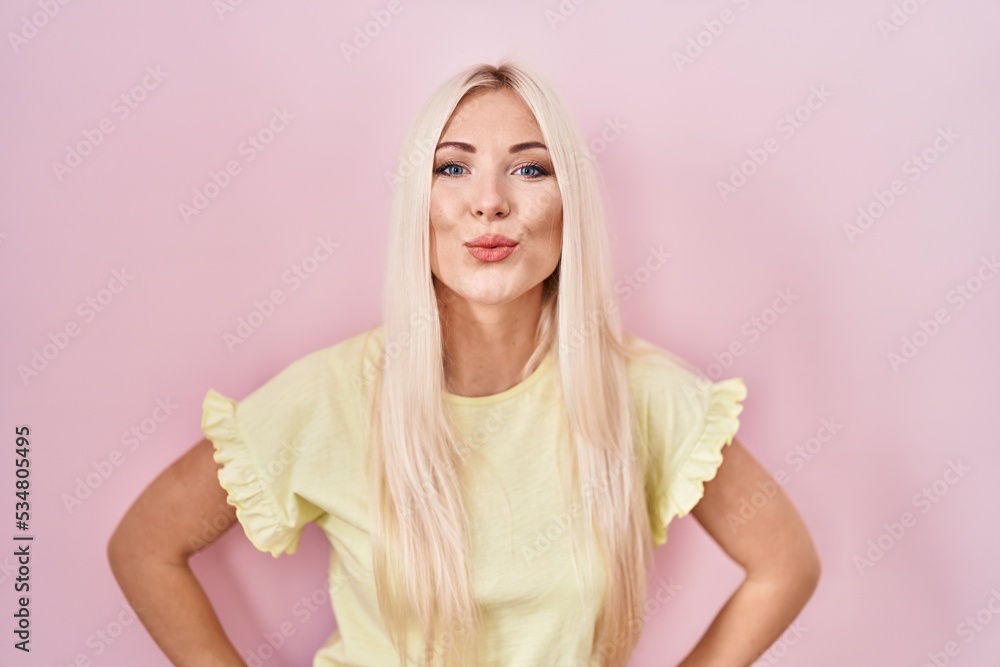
<box><xmin>443</xmin><ymin>349</ymin><xmax>556</xmax><ymax>406</ymax></box>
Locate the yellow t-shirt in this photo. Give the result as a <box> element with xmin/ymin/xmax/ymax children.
<box><xmin>200</xmin><ymin>324</ymin><xmax>747</xmax><ymax>667</ymax></box>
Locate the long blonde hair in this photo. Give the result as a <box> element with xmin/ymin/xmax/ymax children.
<box><xmin>366</xmin><ymin>60</ymin><xmax>654</xmax><ymax>667</ymax></box>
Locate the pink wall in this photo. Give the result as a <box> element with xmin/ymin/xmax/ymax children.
<box><xmin>3</xmin><ymin>1</ymin><xmax>998</xmax><ymax>665</ymax></box>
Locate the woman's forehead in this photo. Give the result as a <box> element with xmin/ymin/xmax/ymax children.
<box><xmin>443</xmin><ymin>88</ymin><xmax>540</xmax><ymax>137</ymax></box>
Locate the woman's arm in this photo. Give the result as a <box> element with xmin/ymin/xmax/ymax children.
<box><xmin>107</xmin><ymin>438</ymin><xmax>247</xmax><ymax>667</ymax></box>
<box><xmin>676</xmin><ymin>436</ymin><xmax>821</xmax><ymax>667</ymax></box>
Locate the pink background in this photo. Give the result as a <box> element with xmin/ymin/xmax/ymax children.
<box><xmin>3</xmin><ymin>1</ymin><xmax>999</xmax><ymax>665</ymax></box>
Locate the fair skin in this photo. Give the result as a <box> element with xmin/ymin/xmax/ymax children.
<box><xmin>679</xmin><ymin>443</ymin><xmax>820</xmax><ymax>666</ymax></box>
<box><xmin>107</xmin><ymin>439</ymin><xmax>245</xmax><ymax>666</ymax></box>
<box><xmin>430</xmin><ymin>86</ymin><xmax>563</xmax><ymax>396</ymax></box>
<box><xmin>107</xmin><ymin>86</ymin><xmax>819</xmax><ymax>667</ymax></box>
<box><xmin>429</xmin><ymin>87</ymin><xmax>821</xmax><ymax>665</ymax></box>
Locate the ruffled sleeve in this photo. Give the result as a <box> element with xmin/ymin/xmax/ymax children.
<box><xmin>201</xmin><ymin>384</ymin><xmax>327</xmax><ymax>558</ymax></box>
<box><xmin>648</xmin><ymin>376</ymin><xmax>747</xmax><ymax>547</ymax></box>
<box><xmin>626</xmin><ymin>336</ymin><xmax>748</xmax><ymax>548</ymax></box>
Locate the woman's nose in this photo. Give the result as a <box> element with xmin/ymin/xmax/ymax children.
<box><xmin>473</xmin><ymin>172</ymin><xmax>510</xmax><ymax>220</ymax></box>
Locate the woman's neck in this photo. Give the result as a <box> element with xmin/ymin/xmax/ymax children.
<box><xmin>437</xmin><ymin>282</ymin><xmax>544</xmax><ymax>398</ymax></box>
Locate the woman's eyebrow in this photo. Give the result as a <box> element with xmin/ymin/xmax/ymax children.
<box><xmin>510</xmin><ymin>141</ymin><xmax>548</xmax><ymax>153</ymax></box>
<box><xmin>435</xmin><ymin>141</ymin><xmax>548</xmax><ymax>154</ymax></box>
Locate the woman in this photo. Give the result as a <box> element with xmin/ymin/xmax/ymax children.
<box><xmin>107</xmin><ymin>61</ymin><xmax>820</xmax><ymax>667</ymax></box>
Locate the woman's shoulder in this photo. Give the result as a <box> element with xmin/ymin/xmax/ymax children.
<box><xmin>291</xmin><ymin>322</ymin><xmax>385</xmax><ymax>373</ymax></box>
<box><xmin>243</xmin><ymin>323</ymin><xmax>386</xmax><ymax>405</ymax></box>
<box><xmin>621</xmin><ymin>331</ymin><xmax>709</xmax><ymax>387</ymax></box>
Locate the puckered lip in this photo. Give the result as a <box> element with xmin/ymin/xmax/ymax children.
<box><xmin>465</xmin><ymin>234</ymin><xmax>518</xmax><ymax>248</ymax></box>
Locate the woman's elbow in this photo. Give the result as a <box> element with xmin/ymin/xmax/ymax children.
<box><xmin>746</xmin><ymin>529</ymin><xmax>822</xmax><ymax>601</ymax></box>
<box><xmin>107</xmin><ymin>521</ymin><xmax>145</xmax><ymax>577</ymax></box>
<box><xmin>779</xmin><ymin>536</ymin><xmax>822</xmax><ymax>604</ymax></box>
<box><xmin>796</xmin><ymin>545</ymin><xmax>822</xmax><ymax>598</ymax></box>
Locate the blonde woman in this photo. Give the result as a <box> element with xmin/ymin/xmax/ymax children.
<box><xmin>108</xmin><ymin>61</ymin><xmax>820</xmax><ymax>667</ymax></box>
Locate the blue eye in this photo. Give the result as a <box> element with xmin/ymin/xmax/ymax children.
<box><xmin>433</xmin><ymin>161</ymin><xmax>551</xmax><ymax>178</ymax></box>
<box><xmin>434</xmin><ymin>161</ymin><xmax>467</xmax><ymax>176</ymax></box>
<box><xmin>516</xmin><ymin>162</ymin><xmax>549</xmax><ymax>178</ymax></box>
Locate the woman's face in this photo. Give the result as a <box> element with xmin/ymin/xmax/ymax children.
<box><xmin>429</xmin><ymin>87</ymin><xmax>563</xmax><ymax>308</ymax></box>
